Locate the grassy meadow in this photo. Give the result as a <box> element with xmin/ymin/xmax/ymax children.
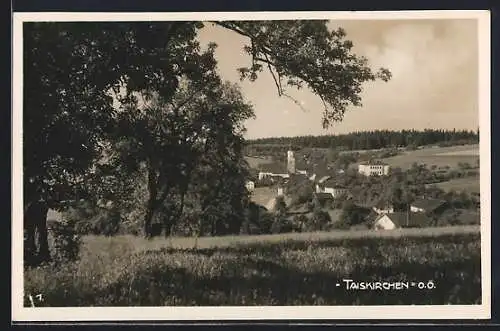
<box><xmin>430</xmin><ymin>176</ymin><xmax>481</xmax><ymax>194</ymax></box>
<box><xmin>24</xmin><ymin>226</ymin><xmax>481</xmax><ymax>307</ymax></box>
<box><xmin>380</xmin><ymin>144</ymin><xmax>479</xmax><ymax>170</ymax></box>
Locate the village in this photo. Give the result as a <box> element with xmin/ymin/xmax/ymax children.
<box><xmin>244</xmin><ymin>146</ymin><xmax>480</xmax><ymax>232</ymax></box>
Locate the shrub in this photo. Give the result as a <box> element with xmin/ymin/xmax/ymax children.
<box><xmin>63</xmin><ymin>202</ymin><xmax>122</xmax><ymax>236</ymax></box>
<box><xmin>48</xmin><ymin>220</ymin><xmax>82</xmax><ymax>264</ymax></box>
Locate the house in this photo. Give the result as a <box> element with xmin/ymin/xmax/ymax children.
<box><xmin>258</xmin><ymin>162</ymin><xmax>289</xmax><ymax>180</ymax></box>
<box><xmin>410</xmin><ymin>198</ymin><xmax>447</xmax><ymax>214</ymax></box>
<box><xmin>245</xmin><ymin>180</ymin><xmax>255</xmax><ymax>192</ymax></box>
<box><xmin>316</xmin><ymin>178</ymin><xmax>348</xmax><ymax>198</ymax></box>
<box><xmin>358</xmin><ymin>160</ymin><xmax>391</xmax><ymax>176</ymax></box>
<box><xmin>373</xmin><ymin>212</ymin><xmax>432</xmax><ymax>230</ymax></box>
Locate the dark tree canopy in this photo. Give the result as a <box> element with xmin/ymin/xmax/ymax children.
<box><xmin>23</xmin><ymin>20</ymin><xmax>391</xmax><ymax>262</ymax></box>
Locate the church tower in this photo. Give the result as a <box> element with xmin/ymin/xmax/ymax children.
<box><xmin>287</xmin><ymin>150</ymin><xmax>296</xmax><ymax>174</ymax></box>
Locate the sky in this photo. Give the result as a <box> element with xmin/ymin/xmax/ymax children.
<box><xmin>196</xmin><ymin>19</ymin><xmax>479</xmax><ymax>140</ymax></box>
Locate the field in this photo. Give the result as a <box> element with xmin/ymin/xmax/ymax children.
<box><xmin>380</xmin><ymin>144</ymin><xmax>479</xmax><ymax>170</ymax></box>
<box><xmin>24</xmin><ymin>225</ymin><xmax>481</xmax><ymax>307</ymax></box>
<box><xmin>428</xmin><ymin>176</ymin><xmax>481</xmax><ymax>194</ymax></box>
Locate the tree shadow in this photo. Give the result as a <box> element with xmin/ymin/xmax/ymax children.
<box><xmin>112</xmin><ymin>250</ymin><xmax>481</xmax><ymax>306</ymax></box>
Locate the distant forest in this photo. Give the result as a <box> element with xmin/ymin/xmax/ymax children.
<box><xmin>245</xmin><ymin>129</ymin><xmax>479</xmax><ymax>151</ymax></box>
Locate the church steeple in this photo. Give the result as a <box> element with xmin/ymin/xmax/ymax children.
<box><xmin>287</xmin><ymin>148</ymin><xmax>296</xmax><ymax>174</ymax></box>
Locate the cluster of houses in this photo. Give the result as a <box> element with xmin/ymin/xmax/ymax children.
<box><xmin>245</xmin><ymin>149</ymin><xmax>479</xmax><ymax>231</ymax></box>
<box><xmin>372</xmin><ymin>198</ymin><xmax>448</xmax><ymax>230</ymax></box>
<box><xmin>246</xmin><ymin>149</ymin><xmax>391</xmax><ymax>196</ymax></box>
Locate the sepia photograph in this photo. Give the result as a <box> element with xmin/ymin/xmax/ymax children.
<box><xmin>12</xmin><ymin>10</ymin><xmax>491</xmax><ymax>321</ymax></box>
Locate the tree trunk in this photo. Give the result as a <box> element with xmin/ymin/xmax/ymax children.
<box><xmin>143</xmin><ymin>204</ymin><xmax>155</xmax><ymax>238</ymax></box>
<box><xmin>24</xmin><ymin>200</ymin><xmax>49</xmax><ymax>265</ymax></box>
<box><xmin>36</xmin><ymin>204</ymin><xmax>50</xmax><ymax>262</ymax></box>
<box><xmin>24</xmin><ymin>205</ymin><xmax>36</xmax><ymax>266</ymax></box>
<box><xmin>144</xmin><ymin>163</ymin><xmax>159</xmax><ymax>238</ymax></box>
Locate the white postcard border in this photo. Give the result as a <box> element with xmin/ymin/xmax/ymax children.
<box><xmin>12</xmin><ymin>10</ymin><xmax>491</xmax><ymax>321</ymax></box>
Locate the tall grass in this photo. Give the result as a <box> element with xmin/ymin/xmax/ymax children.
<box><xmin>24</xmin><ymin>228</ymin><xmax>481</xmax><ymax>306</ymax></box>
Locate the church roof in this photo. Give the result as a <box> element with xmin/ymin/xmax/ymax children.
<box><xmin>259</xmin><ymin>162</ymin><xmax>287</xmax><ymax>174</ymax></box>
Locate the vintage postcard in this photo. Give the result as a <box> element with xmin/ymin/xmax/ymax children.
<box><xmin>12</xmin><ymin>10</ymin><xmax>491</xmax><ymax>321</ymax></box>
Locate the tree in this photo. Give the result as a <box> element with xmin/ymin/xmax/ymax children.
<box><xmin>309</xmin><ymin>210</ymin><xmax>332</xmax><ymax>231</ymax></box>
<box><xmin>24</xmin><ymin>21</ymin><xmax>208</xmax><ymax>261</ymax></box>
<box><xmin>339</xmin><ymin>201</ymin><xmax>370</xmax><ymax>227</ymax></box>
<box><xmin>184</xmin><ymin>83</ymin><xmax>255</xmax><ymax>237</ymax></box>
<box><xmin>23</xmin><ymin>21</ymin><xmax>391</xmax><ymax>262</ymax></box>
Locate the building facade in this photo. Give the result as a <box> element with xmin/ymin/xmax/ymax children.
<box><xmin>358</xmin><ymin>161</ymin><xmax>391</xmax><ymax>176</ymax></box>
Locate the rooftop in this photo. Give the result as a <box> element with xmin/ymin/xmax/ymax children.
<box><xmin>359</xmin><ymin>160</ymin><xmax>389</xmax><ymax>166</ymax></box>
<box><xmin>259</xmin><ymin>162</ymin><xmax>287</xmax><ymax>174</ymax></box>
<box><xmin>411</xmin><ymin>198</ymin><xmax>446</xmax><ymax>212</ymax></box>
<box><xmin>376</xmin><ymin>212</ymin><xmax>432</xmax><ymax>228</ymax></box>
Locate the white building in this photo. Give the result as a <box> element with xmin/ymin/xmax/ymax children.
<box><xmin>358</xmin><ymin>161</ymin><xmax>390</xmax><ymax>176</ymax></box>
<box><xmin>373</xmin><ymin>214</ymin><xmax>399</xmax><ymax>230</ymax></box>
<box><xmin>373</xmin><ymin>212</ymin><xmax>431</xmax><ymax>230</ymax></box>
<box><xmin>245</xmin><ymin>180</ymin><xmax>255</xmax><ymax>192</ymax></box>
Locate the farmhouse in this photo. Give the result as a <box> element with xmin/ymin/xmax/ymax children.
<box><xmin>410</xmin><ymin>198</ymin><xmax>447</xmax><ymax>214</ymax></box>
<box><xmin>373</xmin><ymin>212</ymin><xmax>432</xmax><ymax>230</ymax></box>
<box><xmin>358</xmin><ymin>160</ymin><xmax>390</xmax><ymax>176</ymax></box>
<box><xmin>315</xmin><ymin>178</ymin><xmax>348</xmax><ymax>198</ymax></box>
